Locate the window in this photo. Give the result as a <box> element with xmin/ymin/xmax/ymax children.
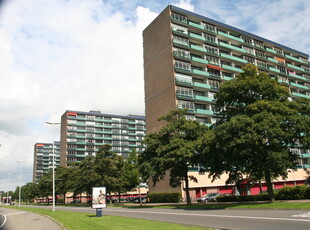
<box><xmin>255</xmin><ymin>50</ymin><xmax>266</xmax><ymax>59</ymax></box>
<box><xmin>171</xmin><ymin>24</ymin><xmax>188</xmax><ymax>33</ymax></box>
<box><xmin>86</xmin><ymin>115</ymin><xmax>94</xmax><ymax>119</ymax></box>
<box><xmin>208</xmin><ymin>80</ymin><xmax>220</xmax><ymax>89</ymax></box>
<box><xmin>171</xmin><ymin>12</ymin><xmax>187</xmax><ymax>23</ymax></box>
<box><xmin>208</xmin><ymin>69</ymin><xmax>221</xmax><ymax>78</ymax></box>
<box><xmin>176</xmin><ymin>86</ymin><xmax>193</xmax><ymax>97</ymax></box>
<box><xmin>204</xmin><ymin>33</ymin><xmax>216</xmax><ymax>43</ymax></box>
<box><xmin>244</xmin><ymin>56</ymin><xmax>255</xmax><ymax>64</ymax></box>
<box><xmin>301</xmin><ymin>65</ymin><xmax>309</xmax><ymax>72</ymax></box>
<box><xmin>277</xmin><ymin>65</ymin><xmax>286</xmax><ymax>74</ymax></box>
<box><xmin>243</xmin><ymin>46</ymin><xmax>254</xmax><ymax>55</ymax></box>
<box><xmin>173</xmin><ymin>48</ymin><xmax>190</xmax><ymax>59</ymax></box>
<box><xmin>177</xmin><ymin>100</ymin><xmax>195</xmax><ymax>110</ymax></box>
<box><xmin>205</xmin><ymin>44</ymin><xmax>218</xmax><ymax>54</ymax></box>
<box><xmin>175</xmin><ymin>73</ymin><xmax>192</xmax><ymax>84</ymax></box>
<box><xmin>300</xmin><ymin>57</ymin><xmax>308</xmax><ymax>63</ymax></box>
<box><xmin>274</xmin><ymin>47</ymin><xmax>283</xmax><ymax>55</ymax></box>
<box><xmin>242</xmin><ymin>35</ymin><xmax>252</xmax><ymax>45</ymax></box>
<box><xmin>257</xmin><ymin>60</ymin><xmax>268</xmax><ymax>69</ymax></box>
<box><xmin>173</xmin><ymin>35</ymin><xmax>189</xmax><ymax>46</ymax></box>
<box><xmin>175</xmin><ymin>60</ymin><xmax>191</xmax><ymax>71</ymax></box>
<box><xmin>253</xmin><ymin>40</ymin><xmax>264</xmax><ymax>48</ymax></box>
<box><xmin>205</xmin><ymin>55</ymin><xmax>219</xmax><ymax>65</ymax></box>
<box><xmin>185</xmin><ymin>114</ymin><xmax>195</xmax><ymax>120</ymax></box>
<box><xmin>201</xmin><ymin>22</ymin><xmax>216</xmax><ymax>32</ymax></box>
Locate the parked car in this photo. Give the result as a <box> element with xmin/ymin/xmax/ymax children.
<box><xmin>132</xmin><ymin>196</ymin><xmax>147</xmax><ymax>204</ymax></box>
<box><xmin>197</xmin><ymin>193</ymin><xmax>230</xmax><ymax>202</ymax></box>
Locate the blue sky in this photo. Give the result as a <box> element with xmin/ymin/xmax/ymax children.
<box><xmin>0</xmin><ymin>0</ymin><xmax>309</xmax><ymax>191</ymax></box>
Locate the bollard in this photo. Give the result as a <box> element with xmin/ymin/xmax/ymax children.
<box><xmin>96</xmin><ymin>208</ymin><xmax>103</xmax><ymax>217</ymax></box>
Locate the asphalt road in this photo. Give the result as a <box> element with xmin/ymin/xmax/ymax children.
<box><xmin>25</xmin><ymin>205</ymin><xmax>310</xmax><ymax>230</ymax></box>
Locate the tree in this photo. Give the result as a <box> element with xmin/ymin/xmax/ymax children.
<box><xmin>55</xmin><ymin>166</ymin><xmax>76</xmax><ymax>204</ymax></box>
<box><xmin>204</xmin><ymin>64</ymin><xmax>309</xmax><ymax>202</ymax></box>
<box><xmin>22</xmin><ymin>183</ymin><xmax>39</xmax><ymax>204</ymax></box>
<box><xmin>38</xmin><ymin>170</ymin><xmax>53</xmax><ymax>204</ymax></box>
<box><xmin>119</xmin><ymin>148</ymin><xmax>140</xmax><ymax>199</ymax></box>
<box><xmin>74</xmin><ymin>145</ymin><xmax>125</xmax><ymax>199</ymax></box>
<box><xmin>140</xmin><ymin>109</ymin><xmax>211</xmax><ymax>205</ymax></box>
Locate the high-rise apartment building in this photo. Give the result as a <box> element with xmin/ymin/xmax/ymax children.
<box><xmin>143</xmin><ymin>5</ymin><xmax>310</xmax><ymax>196</ymax></box>
<box><xmin>33</xmin><ymin>142</ymin><xmax>60</xmax><ymax>183</ymax></box>
<box><xmin>60</xmin><ymin>110</ymin><xmax>146</xmax><ymax>166</ymax></box>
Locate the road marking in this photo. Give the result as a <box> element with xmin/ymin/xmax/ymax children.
<box><xmin>5</xmin><ymin>211</ymin><xmax>26</xmax><ymax>216</ymax></box>
<box><xmin>105</xmin><ymin>209</ymin><xmax>310</xmax><ymax>222</ymax></box>
<box><xmin>0</xmin><ymin>213</ymin><xmax>7</xmax><ymax>229</ymax></box>
<box><xmin>291</xmin><ymin>212</ymin><xmax>310</xmax><ymax>218</ymax></box>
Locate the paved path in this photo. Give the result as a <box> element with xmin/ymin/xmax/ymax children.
<box><xmin>0</xmin><ymin>207</ymin><xmax>62</xmax><ymax>230</ymax></box>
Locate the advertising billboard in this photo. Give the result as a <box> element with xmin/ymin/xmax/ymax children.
<box><xmin>92</xmin><ymin>187</ymin><xmax>106</xmax><ymax>209</ymax></box>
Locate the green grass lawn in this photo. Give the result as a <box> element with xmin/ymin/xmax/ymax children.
<box><xmin>4</xmin><ymin>206</ymin><xmax>211</xmax><ymax>230</ymax></box>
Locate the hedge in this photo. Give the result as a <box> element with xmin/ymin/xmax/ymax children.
<box><xmin>217</xmin><ymin>185</ymin><xmax>310</xmax><ymax>202</ymax></box>
<box><xmin>147</xmin><ymin>192</ymin><xmax>182</xmax><ymax>203</ymax></box>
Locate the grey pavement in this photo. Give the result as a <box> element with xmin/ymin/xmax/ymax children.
<box><xmin>0</xmin><ymin>207</ymin><xmax>62</xmax><ymax>230</ymax></box>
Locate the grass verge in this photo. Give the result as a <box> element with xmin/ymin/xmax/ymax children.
<box><xmin>116</xmin><ymin>202</ymin><xmax>310</xmax><ymax>210</ymax></box>
<box><xmin>4</xmin><ymin>206</ymin><xmax>211</xmax><ymax>230</ymax></box>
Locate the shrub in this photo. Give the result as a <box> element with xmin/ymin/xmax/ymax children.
<box><xmin>217</xmin><ymin>193</ymin><xmax>270</xmax><ymax>202</ymax></box>
<box><xmin>305</xmin><ymin>187</ymin><xmax>310</xmax><ymax>199</ymax></box>
<box><xmin>276</xmin><ymin>185</ymin><xmax>307</xmax><ymax>200</ymax></box>
<box><xmin>147</xmin><ymin>192</ymin><xmax>182</xmax><ymax>203</ymax></box>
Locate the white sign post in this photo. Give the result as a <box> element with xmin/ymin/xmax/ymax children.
<box><xmin>92</xmin><ymin>187</ymin><xmax>106</xmax><ymax>217</ymax></box>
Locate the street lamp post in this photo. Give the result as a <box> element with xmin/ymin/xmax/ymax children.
<box><xmin>16</xmin><ymin>160</ymin><xmax>26</xmax><ymax>207</ymax></box>
<box><xmin>45</xmin><ymin>122</ymin><xmax>61</xmax><ymax>212</ymax></box>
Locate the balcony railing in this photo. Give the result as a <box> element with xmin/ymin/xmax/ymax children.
<box><xmin>218</xmin><ymin>31</ymin><xmax>244</xmax><ymax>43</ymax></box>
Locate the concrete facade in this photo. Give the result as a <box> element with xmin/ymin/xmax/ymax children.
<box><xmin>143</xmin><ymin>5</ymin><xmax>310</xmax><ymax>198</ymax></box>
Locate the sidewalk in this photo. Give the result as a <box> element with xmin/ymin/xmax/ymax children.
<box><xmin>0</xmin><ymin>207</ymin><xmax>63</xmax><ymax>230</ymax></box>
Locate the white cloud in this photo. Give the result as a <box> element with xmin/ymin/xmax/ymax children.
<box><xmin>173</xmin><ymin>0</ymin><xmax>194</xmax><ymax>12</ymax></box>
<box><xmin>0</xmin><ymin>0</ymin><xmax>158</xmax><ymax>190</ymax></box>
<box><xmin>0</xmin><ymin>0</ymin><xmax>309</xmax><ymax>191</ymax></box>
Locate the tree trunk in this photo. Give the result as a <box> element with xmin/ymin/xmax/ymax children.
<box><xmin>184</xmin><ymin>172</ymin><xmax>191</xmax><ymax>205</ymax></box>
<box><xmin>259</xmin><ymin>181</ymin><xmax>263</xmax><ymax>194</ymax></box>
<box><xmin>264</xmin><ymin>169</ymin><xmax>275</xmax><ymax>202</ymax></box>
<box><xmin>64</xmin><ymin>192</ymin><xmax>66</xmax><ymax>204</ymax></box>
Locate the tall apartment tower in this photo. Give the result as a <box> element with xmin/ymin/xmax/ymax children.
<box><xmin>143</xmin><ymin>6</ymin><xmax>310</xmax><ymax>195</ymax></box>
<box><xmin>60</xmin><ymin>110</ymin><xmax>146</xmax><ymax>166</ymax></box>
<box><xmin>33</xmin><ymin>142</ymin><xmax>60</xmax><ymax>183</ymax></box>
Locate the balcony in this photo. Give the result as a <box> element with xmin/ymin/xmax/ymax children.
<box><xmin>188</xmin><ymin>21</ymin><xmax>204</xmax><ymax>30</ymax></box>
<box><xmin>192</xmin><ymin>69</ymin><xmax>209</xmax><ymax>77</ymax></box>
<box><xmin>194</xmin><ymin>95</ymin><xmax>213</xmax><ymax>102</ymax></box>
<box><xmin>173</xmin><ymin>40</ymin><xmax>190</xmax><ymax>48</ymax></box>
<box><xmin>190</xmin><ymin>44</ymin><xmax>207</xmax><ymax>52</ymax></box>
<box><xmin>292</xmin><ymin>92</ymin><xmax>310</xmax><ymax>99</ymax></box>
<box><xmin>269</xmin><ymin>67</ymin><xmax>280</xmax><ymax>73</ymax></box>
<box><xmin>218</xmin><ymin>31</ymin><xmax>244</xmax><ymax>43</ymax></box>
<box><xmin>195</xmin><ymin>109</ymin><xmax>214</xmax><ymax>115</ymax></box>
<box><xmin>290</xmin><ymin>82</ymin><xmax>308</xmax><ymax>90</ymax></box>
<box><xmin>288</xmin><ymin>73</ymin><xmax>307</xmax><ymax>81</ymax></box>
<box><xmin>189</xmin><ymin>32</ymin><xmax>205</xmax><ymax>41</ymax></box>
<box><xmin>301</xmin><ymin>154</ymin><xmax>310</xmax><ymax>158</ymax></box>
<box><xmin>266</xmin><ymin>47</ymin><xmax>277</xmax><ymax>54</ymax></box>
<box><xmin>193</xmin><ymin>82</ymin><xmax>211</xmax><ymax>89</ymax></box>
<box><xmin>172</xmin><ymin>28</ymin><xmax>189</xmax><ymax>37</ymax></box>
<box><xmin>191</xmin><ymin>56</ymin><xmax>208</xmax><ymax>64</ymax></box>
<box><xmin>220</xmin><ymin>53</ymin><xmax>247</xmax><ymax>63</ymax></box>
<box><xmin>174</xmin><ymin>67</ymin><xmax>191</xmax><ymax>74</ymax></box>
<box><xmin>221</xmin><ymin>64</ymin><xmax>242</xmax><ymax>72</ymax></box>
<box><xmin>287</xmin><ymin>63</ymin><xmax>304</xmax><ymax>72</ymax></box>
<box><xmin>222</xmin><ymin>76</ymin><xmax>233</xmax><ymax>81</ymax></box>
<box><xmin>285</xmin><ymin>54</ymin><xmax>307</xmax><ymax>64</ymax></box>
<box><xmin>267</xmin><ymin>57</ymin><xmax>278</xmax><ymax>63</ymax></box>
<box><xmin>219</xmin><ymin>42</ymin><xmax>245</xmax><ymax>53</ymax></box>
